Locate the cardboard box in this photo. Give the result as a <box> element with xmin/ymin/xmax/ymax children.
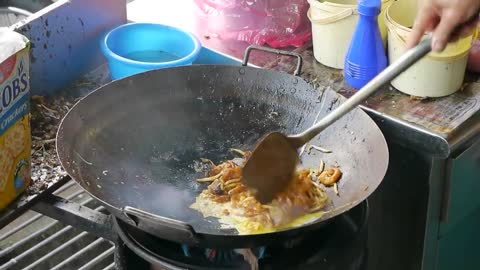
<box><xmin>0</xmin><ymin>28</ymin><xmax>31</xmax><ymax>210</ymax></box>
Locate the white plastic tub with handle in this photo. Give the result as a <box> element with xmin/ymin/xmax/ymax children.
<box><xmin>385</xmin><ymin>0</ymin><xmax>473</xmax><ymax>97</ymax></box>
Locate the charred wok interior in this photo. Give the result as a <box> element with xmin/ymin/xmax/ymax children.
<box><xmin>56</xmin><ymin>65</ymin><xmax>389</xmax><ymax>247</ymax></box>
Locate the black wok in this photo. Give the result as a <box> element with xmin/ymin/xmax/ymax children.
<box><xmin>56</xmin><ymin>48</ymin><xmax>389</xmax><ymax>247</ymax></box>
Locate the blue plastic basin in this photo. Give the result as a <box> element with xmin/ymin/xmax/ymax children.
<box><xmin>101</xmin><ymin>23</ymin><xmax>201</xmax><ymax>79</ymax></box>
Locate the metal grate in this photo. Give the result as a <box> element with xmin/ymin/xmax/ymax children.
<box><xmin>0</xmin><ymin>181</ymin><xmax>114</xmax><ymax>270</ymax></box>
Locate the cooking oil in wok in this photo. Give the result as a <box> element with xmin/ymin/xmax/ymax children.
<box><xmin>124</xmin><ymin>50</ymin><xmax>181</xmax><ymax>62</ymax></box>
<box><xmin>237</xmin><ymin>211</ymin><xmax>326</xmax><ymax>235</ymax></box>
<box><xmin>191</xmin><ymin>192</ymin><xmax>326</xmax><ymax>235</ymax></box>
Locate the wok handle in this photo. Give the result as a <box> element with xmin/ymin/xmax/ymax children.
<box><xmin>242</xmin><ymin>45</ymin><xmax>303</xmax><ymax>76</ymax></box>
<box><xmin>123</xmin><ymin>206</ymin><xmax>198</xmax><ymax>244</ymax></box>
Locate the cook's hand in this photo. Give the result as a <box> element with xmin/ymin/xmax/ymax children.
<box><xmin>406</xmin><ymin>0</ymin><xmax>479</xmax><ymax>52</ymax></box>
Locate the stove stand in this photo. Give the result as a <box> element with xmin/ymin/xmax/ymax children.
<box><xmin>113</xmin><ymin>201</ymin><xmax>369</xmax><ymax>270</ymax></box>
<box><xmin>31</xmin><ymin>191</ymin><xmax>368</xmax><ymax>270</ymax></box>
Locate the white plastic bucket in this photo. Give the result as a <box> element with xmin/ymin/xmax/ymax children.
<box><xmin>385</xmin><ymin>0</ymin><xmax>472</xmax><ymax>97</ymax></box>
<box><xmin>308</xmin><ymin>0</ymin><xmax>391</xmax><ymax>69</ymax></box>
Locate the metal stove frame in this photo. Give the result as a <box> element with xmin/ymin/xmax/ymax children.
<box><xmin>31</xmin><ymin>191</ymin><xmax>130</xmax><ymax>270</ymax></box>
<box><xmin>0</xmin><ymin>180</ymin><xmax>116</xmax><ymax>270</ymax></box>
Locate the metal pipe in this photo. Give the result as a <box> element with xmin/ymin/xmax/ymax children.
<box><xmin>51</xmin><ymin>179</ymin><xmax>77</xmax><ymax>194</ymax></box>
<box><xmin>49</xmin><ymin>238</ymin><xmax>108</xmax><ymax>270</ymax></box>
<box><xmin>22</xmin><ymin>232</ymin><xmax>90</xmax><ymax>270</ymax></box>
<box><xmin>0</xmin><ymin>188</ymin><xmax>85</xmax><ymax>242</ymax></box>
<box><xmin>0</xmin><ymin>226</ymin><xmax>73</xmax><ymax>270</ymax></box>
<box><xmin>0</xmin><ymin>204</ymin><xmax>101</xmax><ymax>270</ymax></box>
<box><xmin>103</xmin><ymin>263</ymin><xmax>115</xmax><ymax>270</ymax></box>
<box><xmin>0</xmin><ymin>197</ymin><xmax>94</xmax><ymax>258</ymax></box>
<box><xmin>77</xmin><ymin>246</ymin><xmax>115</xmax><ymax>270</ymax></box>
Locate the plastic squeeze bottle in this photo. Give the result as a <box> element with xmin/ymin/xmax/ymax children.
<box><xmin>344</xmin><ymin>0</ymin><xmax>387</xmax><ymax>89</ymax></box>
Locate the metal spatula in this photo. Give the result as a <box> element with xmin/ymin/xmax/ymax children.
<box><xmin>242</xmin><ymin>38</ymin><xmax>432</xmax><ymax>204</ymax></box>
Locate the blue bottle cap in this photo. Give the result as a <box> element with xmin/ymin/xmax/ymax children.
<box><xmin>358</xmin><ymin>0</ymin><xmax>381</xmax><ymax>16</ymax></box>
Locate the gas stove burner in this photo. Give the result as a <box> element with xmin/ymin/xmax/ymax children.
<box><xmin>180</xmin><ymin>244</ymin><xmax>266</xmax><ymax>265</ymax></box>
<box><xmin>204</xmin><ymin>248</ymin><xmax>239</xmax><ymax>264</ymax></box>
<box><xmin>114</xmin><ymin>201</ymin><xmax>369</xmax><ymax>270</ymax></box>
